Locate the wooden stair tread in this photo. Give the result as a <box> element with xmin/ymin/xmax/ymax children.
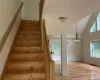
<box><xmin>6</xmin><ymin>71</ymin><xmax>45</xmax><ymax>74</ymax></box>
<box><xmin>21</xmin><ymin>20</ymin><xmax>39</xmax><ymax>25</ymax></box>
<box><xmin>18</xmin><ymin>31</ymin><xmax>40</xmax><ymax>35</ymax></box>
<box><xmin>7</xmin><ymin>69</ymin><xmax>45</xmax><ymax>73</ymax></box>
<box><xmin>13</xmin><ymin>46</ymin><xmax>41</xmax><ymax>48</ymax></box>
<box><xmin>18</xmin><ymin>30</ymin><xmax>40</xmax><ymax>34</ymax></box>
<box><xmin>8</xmin><ymin>61</ymin><xmax>45</xmax><ymax>64</ymax></box>
<box><xmin>20</xmin><ymin>28</ymin><xmax>40</xmax><ymax>31</ymax></box>
<box><xmin>15</xmin><ymin>44</ymin><xmax>41</xmax><ymax>47</ymax></box>
<box><xmin>15</xmin><ymin>40</ymin><xmax>40</xmax><ymax>44</ymax></box>
<box><xmin>21</xmin><ymin>23</ymin><xmax>39</xmax><ymax>26</ymax></box>
<box><xmin>21</xmin><ymin>26</ymin><xmax>40</xmax><ymax>28</ymax></box>
<box><xmin>4</xmin><ymin>72</ymin><xmax>45</xmax><ymax>80</ymax></box>
<box><xmin>14</xmin><ymin>40</ymin><xmax>41</xmax><ymax>47</ymax></box>
<box><xmin>12</xmin><ymin>52</ymin><xmax>44</xmax><ymax>54</ymax></box>
<box><xmin>16</xmin><ymin>35</ymin><xmax>40</xmax><ymax>37</ymax></box>
<box><xmin>13</xmin><ymin>46</ymin><xmax>41</xmax><ymax>53</ymax></box>
<box><xmin>16</xmin><ymin>35</ymin><xmax>40</xmax><ymax>40</ymax></box>
<box><xmin>20</xmin><ymin>27</ymin><xmax>40</xmax><ymax>29</ymax></box>
<box><xmin>4</xmin><ymin>72</ymin><xmax>45</xmax><ymax>75</ymax></box>
<box><xmin>10</xmin><ymin>53</ymin><xmax>44</xmax><ymax>61</ymax></box>
<box><xmin>17</xmin><ymin>33</ymin><xmax>40</xmax><ymax>36</ymax></box>
<box><xmin>8</xmin><ymin>61</ymin><xmax>44</xmax><ymax>63</ymax></box>
<box><xmin>7</xmin><ymin>61</ymin><xmax>45</xmax><ymax>73</ymax></box>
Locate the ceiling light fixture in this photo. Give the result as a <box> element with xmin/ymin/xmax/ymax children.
<box><xmin>73</xmin><ymin>22</ymin><xmax>80</xmax><ymax>43</ymax></box>
<box><xmin>59</xmin><ymin>17</ymin><xmax>67</xmax><ymax>22</ymax></box>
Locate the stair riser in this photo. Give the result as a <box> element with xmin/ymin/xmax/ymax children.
<box><xmin>20</xmin><ymin>26</ymin><xmax>40</xmax><ymax>29</ymax></box>
<box><xmin>18</xmin><ymin>32</ymin><xmax>40</xmax><ymax>35</ymax></box>
<box><xmin>4</xmin><ymin>73</ymin><xmax>45</xmax><ymax>80</ymax></box>
<box><xmin>10</xmin><ymin>54</ymin><xmax>44</xmax><ymax>61</ymax></box>
<box><xmin>20</xmin><ymin>28</ymin><xmax>40</xmax><ymax>31</ymax></box>
<box><xmin>16</xmin><ymin>38</ymin><xmax>40</xmax><ymax>41</ymax></box>
<box><xmin>19</xmin><ymin>30</ymin><xmax>40</xmax><ymax>33</ymax></box>
<box><xmin>21</xmin><ymin>22</ymin><xmax>39</xmax><ymax>25</ymax></box>
<box><xmin>16</xmin><ymin>36</ymin><xmax>40</xmax><ymax>40</ymax></box>
<box><xmin>21</xmin><ymin>26</ymin><xmax>40</xmax><ymax>29</ymax></box>
<box><xmin>21</xmin><ymin>22</ymin><xmax>39</xmax><ymax>26</ymax></box>
<box><xmin>7</xmin><ymin>62</ymin><xmax>45</xmax><ymax>73</ymax></box>
<box><xmin>13</xmin><ymin>47</ymin><xmax>41</xmax><ymax>53</ymax></box>
<box><xmin>17</xmin><ymin>34</ymin><xmax>40</xmax><ymax>36</ymax></box>
<box><xmin>15</xmin><ymin>41</ymin><xmax>40</xmax><ymax>46</ymax></box>
<box><xmin>15</xmin><ymin>43</ymin><xmax>40</xmax><ymax>47</ymax></box>
<box><xmin>21</xmin><ymin>21</ymin><xmax>39</xmax><ymax>25</ymax></box>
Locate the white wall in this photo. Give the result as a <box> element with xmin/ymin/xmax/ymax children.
<box><xmin>0</xmin><ymin>0</ymin><xmax>22</xmax><ymax>76</ymax></box>
<box><xmin>22</xmin><ymin>0</ymin><xmax>40</xmax><ymax>20</ymax></box>
<box><xmin>67</xmin><ymin>39</ymin><xmax>82</xmax><ymax>62</ymax></box>
<box><xmin>0</xmin><ymin>0</ymin><xmax>21</xmax><ymax>40</ymax></box>
<box><xmin>83</xmin><ymin>10</ymin><xmax>100</xmax><ymax>66</ymax></box>
<box><xmin>49</xmin><ymin>37</ymin><xmax>82</xmax><ymax>62</ymax></box>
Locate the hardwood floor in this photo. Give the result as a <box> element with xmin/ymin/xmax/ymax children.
<box><xmin>55</xmin><ymin>62</ymin><xmax>100</xmax><ymax>80</ymax></box>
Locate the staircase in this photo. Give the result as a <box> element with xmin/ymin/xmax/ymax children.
<box><xmin>3</xmin><ymin>20</ymin><xmax>45</xmax><ymax>80</ymax></box>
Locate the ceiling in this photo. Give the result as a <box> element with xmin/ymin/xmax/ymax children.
<box><xmin>67</xmin><ymin>14</ymin><xmax>92</xmax><ymax>37</ymax></box>
<box><xmin>43</xmin><ymin>0</ymin><xmax>100</xmax><ymax>37</ymax></box>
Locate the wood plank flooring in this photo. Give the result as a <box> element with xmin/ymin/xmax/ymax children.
<box><xmin>55</xmin><ymin>62</ymin><xmax>100</xmax><ymax>80</ymax></box>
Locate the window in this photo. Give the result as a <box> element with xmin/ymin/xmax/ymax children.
<box><xmin>51</xmin><ymin>42</ymin><xmax>61</xmax><ymax>56</ymax></box>
<box><xmin>90</xmin><ymin>13</ymin><xmax>100</xmax><ymax>33</ymax></box>
<box><xmin>90</xmin><ymin>22</ymin><xmax>96</xmax><ymax>33</ymax></box>
<box><xmin>97</xmin><ymin>13</ymin><xmax>100</xmax><ymax>31</ymax></box>
<box><xmin>90</xmin><ymin>40</ymin><xmax>100</xmax><ymax>58</ymax></box>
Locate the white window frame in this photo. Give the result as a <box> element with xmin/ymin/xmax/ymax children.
<box><xmin>90</xmin><ymin>13</ymin><xmax>100</xmax><ymax>33</ymax></box>
<box><xmin>90</xmin><ymin>40</ymin><xmax>100</xmax><ymax>58</ymax></box>
<box><xmin>97</xmin><ymin>13</ymin><xmax>100</xmax><ymax>31</ymax></box>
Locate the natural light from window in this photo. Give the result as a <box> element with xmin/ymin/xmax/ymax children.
<box><xmin>50</xmin><ymin>42</ymin><xmax>61</xmax><ymax>56</ymax></box>
<box><xmin>90</xmin><ymin>40</ymin><xmax>100</xmax><ymax>58</ymax></box>
<box><xmin>97</xmin><ymin>13</ymin><xmax>100</xmax><ymax>31</ymax></box>
<box><xmin>90</xmin><ymin>22</ymin><xmax>96</xmax><ymax>33</ymax></box>
<box><xmin>90</xmin><ymin>13</ymin><xmax>100</xmax><ymax>33</ymax></box>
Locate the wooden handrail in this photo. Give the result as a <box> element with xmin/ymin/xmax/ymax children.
<box><xmin>42</xmin><ymin>19</ymin><xmax>54</xmax><ymax>80</ymax></box>
<box><xmin>43</xmin><ymin>20</ymin><xmax>51</xmax><ymax>60</ymax></box>
<box><xmin>39</xmin><ymin>1</ymin><xmax>54</xmax><ymax>80</ymax></box>
<box><xmin>39</xmin><ymin>0</ymin><xmax>45</xmax><ymax>52</ymax></box>
<box><xmin>0</xmin><ymin>3</ymin><xmax>24</xmax><ymax>52</ymax></box>
<box><xmin>50</xmin><ymin>60</ymin><xmax>55</xmax><ymax>80</ymax></box>
<box><xmin>39</xmin><ymin>0</ymin><xmax>45</xmax><ymax>20</ymax></box>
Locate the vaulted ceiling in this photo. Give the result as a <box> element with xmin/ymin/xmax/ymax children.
<box><xmin>43</xmin><ymin>0</ymin><xmax>100</xmax><ymax>37</ymax></box>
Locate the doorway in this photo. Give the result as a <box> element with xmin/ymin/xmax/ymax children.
<box><xmin>49</xmin><ymin>38</ymin><xmax>61</xmax><ymax>76</ymax></box>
